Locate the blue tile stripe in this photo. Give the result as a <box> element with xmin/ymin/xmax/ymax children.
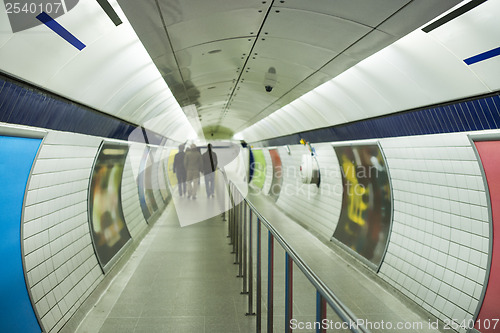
<box><xmin>253</xmin><ymin>92</ymin><xmax>500</xmax><ymax>147</ymax></box>
<box><xmin>464</xmin><ymin>46</ymin><xmax>500</xmax><ymax>65</ymax></box>
<box><xmin>36</xmin><ymin>12</ymin><xmax>86</xmax><ymax>51</ymax></box>
<box><xmin>0</xmin><ymin>75</ymin><xmax>169</xmax><ymax>144</ymax></box>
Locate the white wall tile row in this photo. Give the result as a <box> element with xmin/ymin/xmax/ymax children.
<box><xmin>21</xmin><ymin>130</ymin><xmax>169</xmax><ymax>333</ymax></box>
<box><xmin>273</xmin><ymin>143</ymin><xmax>343</xmax><ymax>241</ymax></box>
<box><xmin>23</xmin><ymin>131</ymin><xmax>104</xmax><ymax>333</ymax></box>
<box><xmin>378</xmin><ymin>133</ymin><xmax>489</xmax><ymax>333</ymax></box>
<box><xmin>258</xmin><ymin>131</ymin><xmax>492</xmax><ymax>333</ymax></box>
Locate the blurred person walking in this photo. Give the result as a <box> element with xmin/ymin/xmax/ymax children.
<box><xmin>202</xmin><ymin>143</ymin><xmax>218</xmax><ymax>198</ymax></box>
<box><xmin>173</xmin><ymin>144</ymin><xmax>187</xmax><ymax>197</ymax></box>
<box><xmin>184</xmin><ymin>143</ymin><xmax>202</xmax><ymax>199</ymax></box>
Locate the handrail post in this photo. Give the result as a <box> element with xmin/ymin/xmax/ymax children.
<box><xmin>257</xmin><ymin>218</ymin><xmax>262</xmax><ymax>332</ymax></box>
<box><xmin>247</xmin><ymin>209</ymin><xmax>255</xmax><ymax>315</ymax></box>
<box><xmin>267</xmin><ymin>231</ymin><xmax>274</xmax><ymax>332</ymax></box>
<box><xmin>228</xmin><ymin>185</ymin><xmax>232</xmax><ymax>239</ymax></box>
<box><xmin>233</xmin><ymin>191</ymin><xmax>238</xmax><ymax>259</ymax></box>
<box><xmin>242</xmin><ymin>203</ymin><xmax>248</xmax><ymax>292</ymax></box>
<box><xmin>285</xmin><ymin>253</ymin><xmax>293</xmax><ymax>333</ymax></box>
<box><xmin>238</xmin><ymin>193</ymin><xmax>243</xmax><ymax>277</ymax></box>
<box><xmin>227</xmin><ymin>184</ymin><xmax>231</xmax><ymax>237</ymax></box>
<box><xmin>228</xmin><ymin>181</ymin><xmax>371</xmax><ymax>333</ymax></box>
<box><xmin>316</xmin><ymin>291</ymin><xmax>327</xmax><ymax>333</ymax></box>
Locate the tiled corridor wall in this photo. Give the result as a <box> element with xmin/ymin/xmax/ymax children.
<box><xmin>261</xmin><ymin>131</ymin><xmax>492</xmax><ymax>333</ymax></box>
<box><xmin>23</xmin><ymin>131</ymin><xmax>104</xmax><ymax>332</ymax></box>
<box><xmin>21</xmin><ymin>129</ymin><xmax>171</xmax><ymax>332</ymax></box>
<box><xmin>378</xmin><ymin>133</ymin><xmax>489</xmax><ymax>332</ymax></box>
<box><xmin>275</xmin><ymin>143</ymin><xmax>343</xmax><ymax>241</ymax></box>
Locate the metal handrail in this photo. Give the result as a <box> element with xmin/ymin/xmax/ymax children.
<box><xmin>228</xmin><ymin>180</ymin><xmax>371</xmax><ymax>333</ymax></box>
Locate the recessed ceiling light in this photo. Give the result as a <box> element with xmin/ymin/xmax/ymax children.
<box><xmin>208</xmin><ymin>49</ymin><xmax>222</xmax><ymax>54</ymax></box>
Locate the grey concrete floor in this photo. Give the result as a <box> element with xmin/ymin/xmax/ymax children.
<box><xmin>76</xmin><ymin>202</ymin><xmax>255</xmax><ymax>333</ymax></box>
<box><xmin>74</xmin><ymin>186</ymin><xmax>445</xmax><ymax>333</ymax></box>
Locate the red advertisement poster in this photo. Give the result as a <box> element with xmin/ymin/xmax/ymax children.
<box><xmin>474</xmin><ymin>141</ymin><xmax>500</xmax><ymax>333</ymax></box>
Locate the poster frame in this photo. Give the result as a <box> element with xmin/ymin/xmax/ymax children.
<box><xmin>87</xmin><ymin>140</ymin><xmax>132</xmax><ymax>274</ymax></box>
<box><xmin>3</xmin><ymin>124</ymin><xmax>47</xmax><ymax>333</ymax></box>
<box><xmin>467</xmin><ymin>133</ymin><xmax>496</xmax><ymax>333</ymax></box>
<box><xmin>329</xmin><ymin>140</ymin><xmax>394</xmax><ymax>272</ymax></box>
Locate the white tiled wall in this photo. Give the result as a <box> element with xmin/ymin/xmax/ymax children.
<box><xmin>257</xmin><ymin>132</ymin><xmax>490</xmax><ymax>332</ymax></box>
<box><xmin>23</xmin><ymin>131</ymin><xmax>104</xmax><ymax>333</ymax></box>
<box><xmin>378</xmin><ymin>133</ymin><xmax>489</xmax><ymax>332</ymax></box>
<box><xmin>121</xmin><ymin>143</ymin><xmax>148</xmax><ymax>239</ymax></box>
<box><xmin>21</xmin><ymin>130</ymin><xmax>171</xmax><ymax>333</ymax></box>
<box><xmin>275</xmin><ymin>144</ymin><xmax>343</xmax><ymax>240</ymax></box>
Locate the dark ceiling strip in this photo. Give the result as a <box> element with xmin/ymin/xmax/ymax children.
<box><xmin>96</xmin><ymin>0</ymin><xmax>123</xmax><ymax>26</ymax></box>
<box><xmin>464</xmin><ymin>46</ymin><xmax>500</xmax><ymax>65</ymax></box>
<box><xmin>422</xmin><ymin>0</ymin><xmax>487</xmax><ymax>33</ymax></box>
<box><xmin>251</xmin><ymin>91</ymin><xmax>500</xmax><ymax>147</ymax></box>
<box><xmin>215</xmin><ymin>0</ymin><xmax>276</xmax><ymax>132</ymax></box>
<box><xmin>36</xmin><ymin>12</ymin><xmax>86</xmax><ymax>50</ymax></box>
<box><xmin>155</xmin><ymin>0</ymin><xmax>191</xmax><ymax>106</ymax></box>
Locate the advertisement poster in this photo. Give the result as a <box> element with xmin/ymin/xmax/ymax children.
<box><xmin>0</xmin><ymin>135</ymin><xmax>42</xmax><ymax>332</ymax></box>
<box><xmin>250</xmin><ymin>149</ymin><xmax>267</xmax><ymax>190</ymax></box>
<box><xmin>157</xmin><ymin>148</ymin><xmax>170</xmax><ymax>202</ymax></box>
<box><xmin>473</xmin><ymin>140</ymin><xmax>498</xmax><ymax>333</ymax></box>
<box><xmin>268</xmin><ymin>149</ymin><xmax>283</xmax><ymax>200</ymax></box>
<box><xmin>333</xmin><ymin>144</ymin><xmax>392</xmax><ymax>267</ymax></box>
<box><xmin>89</xmin><ymin>143</ymin><xmax>131</xmax><ymax>268</ymax></box>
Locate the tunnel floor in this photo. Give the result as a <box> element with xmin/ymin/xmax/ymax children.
<box><xmin>71</xmin><ymin>190</ymin><xmax>445</xmax><ymax>333</ymax></box>
<box><xmin>74</xmin><ymin>204</ymin><xmax>255</xmax><ymax>333</ymax></box>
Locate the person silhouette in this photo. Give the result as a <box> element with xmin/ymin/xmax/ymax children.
<box><xmin>183</xmin><ymin>143</ymin><xmax>202</xmax><ymax>199</ymax></box>
<box><xmin>173</xmin><ymin>144</ymin><xmax>187</xmax><ymax>197</ymax></box>
<box><xmin>202</xmin><ymin>143</ymin><xmax>218</xmax><ymax>198</ymax></box>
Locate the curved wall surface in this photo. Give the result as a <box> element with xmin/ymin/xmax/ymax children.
<box><xmin>14</xmin><ymin>125</ymin><xmax>172</xmax><ymax>333</ymax></box>
<box><xmin>379</xmin><ymin>133</ymin><xmax>489</xmax><ymax>328</ymax></box>
<box><xmin>473</xmin><ymin>140</ymin><xmax>500</xmax><ymax>333</ymax></box>
<box><xmin>0</xmin><ymin>134</ymin><xmax>42</xmax><ymax>333</ymax></box>
<box><xmin>257</xmin><ymin>130</ymin><xmax>493</xmax><ymax>332</ymax></box>
<box><xmin>273</xmin><ymin>143</ymin><xmax>343</xmax><ymax>242</ymax></box>
<box><xmin>22</xmin><ymin>131</ymin><xmax>105</xmax><ymax>332</ymax></box>
<box><xmin>122</xmin><ymin>143</ymin><xmax>150</xmax><ymax>239</ymax></box>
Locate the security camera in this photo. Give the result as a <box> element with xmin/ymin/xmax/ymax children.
<box><xmin>264</xmin><ymin>67</ymin><xmax>277</xmax><ymax>93</ymax></box>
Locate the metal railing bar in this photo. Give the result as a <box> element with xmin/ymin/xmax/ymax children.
<box><xmin>267</xmin><ymin>231</ymin><xmax>274</xmax><ymax>333</ymax></box>
<box><xmin>257</xmin><ymin>218</ymin><xmax>262</xmax><ymax>332</ymax></box>
<box><xmin>247</xmin><ymin>209</ymin><xmax>255</xmax><ymax>315</ymax></box>
<box><xmin>285</xmin><ymin>252</ymin><xmax>293</xmax><ymax>333</ymax></box>
<box><xmin>232</xmin><ymin>184</ymin><xmax>371</xmax><ymax>333</ymax></box>
<box><xmin>242</xmin><ymin>203</ymin><xmax>248</xmax><ymax>292</ymax></box>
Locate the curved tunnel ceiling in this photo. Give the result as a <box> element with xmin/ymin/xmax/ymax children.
<box><xmin>2</xmin><ymin>0</ymin><xmax>494</xmax><ymax>142</ymax></box>
<box><xmin>0</xmin><ymin>0</ymin><xmax>197</xmax><ymax>142</ymax></box>
<box><xmin>238</xmin><ymin>0</ymin><xmax>500</xmax><ymax>142</ymax></box>
<box><xmin>116</xmin><ymin>0</ymin><xmax>463</xmax><ymax>138</ymax></box>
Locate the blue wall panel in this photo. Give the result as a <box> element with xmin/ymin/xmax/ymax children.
<box><xmin>0</xmin><ymin>135</ymin><xmax>42</xmax><ymax>332</ymax></box>
<box><xmin>0</xmin><ymin>75</ymin><xmax>172</xmax><ymax>143</ymax></box>
<box><xmin>255</xmin><ymin>92</ymin><xmax>500</xmax><ymax>146</ymax></box>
